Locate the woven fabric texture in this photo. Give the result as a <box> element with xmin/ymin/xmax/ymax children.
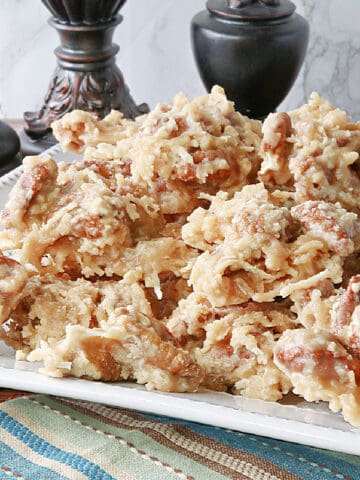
<box><xmin>0</xmin><ymin>392</ymin><xmax>359</xmax><ymax>480</ymax></box>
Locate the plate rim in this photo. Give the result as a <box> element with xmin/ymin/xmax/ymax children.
<box><xmin>0</xmin><ymin>360</ymin><xmax>360</xmax><ymax>456</ymax></box>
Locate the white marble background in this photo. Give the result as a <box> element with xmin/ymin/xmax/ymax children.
<box><xmin>0</xmin><ymin>0</ymin><xmax>359</xmax><ymax>119</ymax></box>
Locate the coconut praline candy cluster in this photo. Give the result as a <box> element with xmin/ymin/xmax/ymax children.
<box><xmin>1</xmin><ymin>86</ymin><xmax>360</xmax><ymax>427</ymax></box>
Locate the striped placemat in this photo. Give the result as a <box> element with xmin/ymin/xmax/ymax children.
<box><xmin>0</xmin><ymin>391</ymin><xmax>359</xmax><ymax>480</ymax></box>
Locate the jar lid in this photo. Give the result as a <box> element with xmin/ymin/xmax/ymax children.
<box><xmin>207</xmin><ymin>0</ymin><xmax>295</xmax><ymax>21</ymax></box>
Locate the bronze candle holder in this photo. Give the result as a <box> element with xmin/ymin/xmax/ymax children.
<box><xmin>191</xmin><ymin>0</ymin><xmax>309</xmax><ymax>119</ymax></box>
<box><xmin>21</xmin><ymin>0</ymin><xmax>148</xmax><ymax>156</ymax></box>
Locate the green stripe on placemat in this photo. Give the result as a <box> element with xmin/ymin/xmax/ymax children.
<box><xmin>0</xmin><ymin>395</ymin><xmax>359</xmax><ymax>480</ymax></box>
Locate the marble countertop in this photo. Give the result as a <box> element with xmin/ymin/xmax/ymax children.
<box><xmin>0</xmin><ymin>0</ymin><xmax>360</xmax><ymax>120</ymax></box>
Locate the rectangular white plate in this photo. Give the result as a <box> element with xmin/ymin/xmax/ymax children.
<box><xmin>0</xmin><ymin>144</ymin><xmax>359</xmax><ymax>455</ymax></box>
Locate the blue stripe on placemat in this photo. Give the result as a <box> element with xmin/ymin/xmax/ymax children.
<box><xmin>140</xmin><ymin>412</ymin><xmax>360</xmax><ymax>480</ymax></box>
<box><xmin>0</xmin><ymin>440</ymin><xmax>68</xmax><ymax>480</ymax></box>
<box><xmin>0</xmin><ymin>411</ymin><xmax>116</xmax><ymax>480</ymax></box>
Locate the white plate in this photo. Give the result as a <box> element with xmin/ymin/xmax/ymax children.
<box><xmin>0</xmin><ymin>145</ymin><xmax>359</xmax><ymax>456</ymax></box>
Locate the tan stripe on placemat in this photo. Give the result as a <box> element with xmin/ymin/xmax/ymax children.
<box><xmin>56</xmin><ymin>397</ymin><xmax>302</xmax><ymax>480</ymax></box>
<box><xmin>1</xmin><ymin>399</ymin><xmax>138</xmax><ymax>480</ymax></box>
<box><xmin>0</xmin><ymin>429</ymin><xmax>86</xmax><ymax>480</ymax></box>
<box><xmin>54</xmin><ymin>397</ymin><xmax>244</xmax><ymax>480</ymax></box>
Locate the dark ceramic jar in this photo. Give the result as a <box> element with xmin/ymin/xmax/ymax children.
<box><xmin>0</xmin><ymin>121</ymin><xmax>21</xmax><ymax>174</ymax></box>
<box><xmin>191</xmin><ymin>0</ymin><xmax>309</xmax><ymax>119</ymax></box>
